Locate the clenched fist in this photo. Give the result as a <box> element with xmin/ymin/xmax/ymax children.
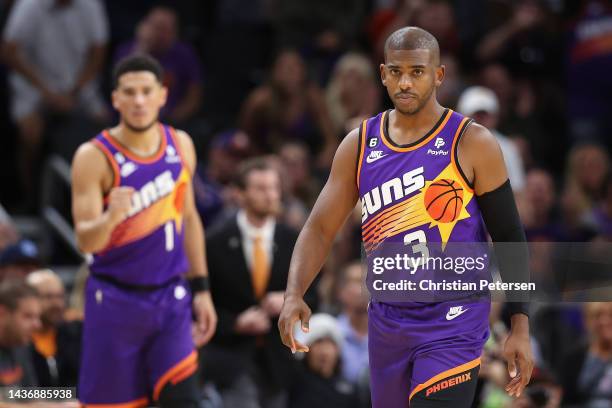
<box><xmin>107</xmin><ymin>186</ymin><xmax>134</xmax><ymax>224</ymax></box>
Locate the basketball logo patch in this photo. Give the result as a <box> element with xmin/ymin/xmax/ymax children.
<box><xmin>424</xmin><ymin>179</ymin><xmax>464</xmax><ymax>223</ymax></box>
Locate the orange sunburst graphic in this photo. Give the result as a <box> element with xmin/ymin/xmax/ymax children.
<box><xmin>363</xmin><ymin>164</ymin><xmax>473</xmax><ymax>253</ymax></box>
<box><xmin>105</xmin><ymin>169</ymin><xmax>191</xmax><ymax>251</ymax></box>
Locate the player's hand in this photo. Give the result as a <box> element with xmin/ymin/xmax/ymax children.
<box><xmin>235</xmin><ymin>306</ymin><xmax>271</xmax><ymax>335</ymax></box>
<box><xmin>261</xmin><ymin>291</ymin><xmax>285</xmax><ymax>317</ymax></box>
<box><xmin>106</xmin><ymin>186</ymin><xmax>134</xmax><ymax>225</ymax></box>
<box><xmin>503</xmin><ymin>315</ymin><xmax>534</xmax><ymax>397</ymax></box>
<box><xmin>278</xmin><ymin>294</ymin><xmax>311</xmax><ymax>354</ymax></box>
<box><xmin>192</xmin><ymin>291</ymin><xmax>217</xmax><ymax>345</ymax></box>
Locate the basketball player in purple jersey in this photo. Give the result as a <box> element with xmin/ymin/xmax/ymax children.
<box><xmin>71</xmin><ymin>55</ymin><xmax>217</xmax><ymax>407</ymax></box>
<box><xmin>279</xmin><ymin>27</ymin><xmax>533</xmax><ymax>407</ymax></box>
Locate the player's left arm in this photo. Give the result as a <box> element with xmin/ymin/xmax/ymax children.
<box><xmin>176</xmin><ymin>129</ymin><xmax>217</xmax><ymax>346</ymax></box>
<box><xmin>458</xmin><ymin>123</ymin><xmax>534</xmax><ymax>397</ymax></box>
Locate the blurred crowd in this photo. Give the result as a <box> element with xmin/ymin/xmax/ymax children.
<box><xmin>0</xmin><ymin>0</ymin><xmax>612</xmax><ymax>407</ymax></box>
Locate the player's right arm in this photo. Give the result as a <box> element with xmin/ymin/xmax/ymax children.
<box><xmin>71</xmin><ymin>143</ymin><xmax>133</xmax><ymax>254</ymax></box>
<box><xmin>278</xmin><ymin>127</ymin><xmax>361</xmax><ymax>353</ymax></box>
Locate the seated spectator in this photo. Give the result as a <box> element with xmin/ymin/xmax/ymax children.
<box><xmin>325</xmin><ymin>52</ymin><xmax>380</xmax><ymax>135</ymax></box>
<box><xmin>278</xmin><ymin>141</ymin><xmax>321</xmax><ymax>209</ymax></box>
<box><xmin>560</xmin><ymin>143</ymin><xmax>610</xmax><ymax>240</ymax></box>
<box><xmin>456</xmin><ymin>86</ymin><xmax>526</xmax><ymax>194</ymax></box>
<box><xmin>335</xmin><ymin>261</ymin><xmax>368</xmax><ymax>385</ymax></box>
<box><xmin>0</xmin><ymin>239</ymin><xmax>42</xmax><ymax>281</ymax></box>
<box><xmin>290</xmin><ymin>313</ymin><xmax>359</xmax><ymax>408</ymax></box>
<box><xmin>0</xmin><ymin>280</ymin><xmax>40</xmax><ymax>387</ymax></box>
<box><xmin>524</xmin><ymin>168</ymin><xmax>565</xmax><ymax>241</ymax></box>
<box><xmin>114</xmin><ymin>5</ymin><xmax>203</xmax><ymax>125</ymax></box>
<box><xmin>592</xmin><ymin>173</ymin><xmax>612</xmax><ymax>239</ymax></box>
<box><xmin>26</xmin><ymin>269</ymin><xmax>81</xmax><ymax>386</ymax></box>
<box><xmin>194</xmin><ymin>129</ymin><xmax>253</xmax><ymax>227</ymax></box>
<box><xmin>561</xmin><ymin>302</ymin><xmax>612</xmax><ymax>406</ymax></box>
<box><xmin>2</xmin><ymin>0</ymin><xmax>109</xmax><ymax>202</ymax></box>
<box><xmin>240</xmin><ymin>49</ymin><xmax>337</xmax><ymax>167</ymax></box>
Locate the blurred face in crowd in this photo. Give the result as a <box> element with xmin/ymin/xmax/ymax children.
<box><xmin>471</xmin><ymin>110</ymin><xmax>499</xmax><ymax>131</ymax></box>
<box><xmin>481</xmin><ymin>64</ymin><xmax>513</xmax><ymax>107</ymax></box>
<box><xmin>0</xmin><ymin>297</ymin><xmax>41</xmax><ymax>347</ymax></box>
<box><xmin>526</xmin><ymin>169</ymin><xmax>555</xmax><ymax>219</ymax></box>
<box><xmin>381</xmin><ymin>49</ymin><xmax>443</xmax><ymax>115</ymax></box>
<box><xmin>272</xmin><ymin>51</ymin><xmax>306</xmax><ymax>94</ymax></box>
<box><xmin>279</xmin><ymin>143</ymin><xmax>310</xmax><ymax>193</ymax></box>
<box><xmin>28</xmin><ymin>272</ymin><xmax>66</xmax><ymax>328</ymax></box>
<box><xmin>0</xmin><ymin>263</ymin><xmax>39</xmax><ymax>282</ymax></box>
<box><xmin>113</xmin><ymin>72</ymin><xmax>167</xmax><ymax>132</ymax></box>
<box><xmin>586</xmin><ymin>302</ymin><xmax>612</xmax><ymax>347</ymax></box>
<box><xmin>241</xmin><ymin>168</ymin><xmax>282</xmax><ymax>218</ymax></box>
<box><xmin>571</xmin><ymin>145</ymin><xmax>609</xmax><ymax>197</ymax></box>
<box><xmin>146</xmin><ymin>8</ymin><xmax>177</xmax><ymax>53</ymax></box>
<box><xmin>415</xmin><ymin>1</ymin><xmax>455</xmax><ymax>41</ymax></box>
<box><xmin>338</xmin><ymin>262</ymin><xmax>369</xmax><ymax>315</ymax></box>
<box><xmin>305</xmin><ymin>338</ymin><xmax>340</xmax><ymax>379</ymax></box>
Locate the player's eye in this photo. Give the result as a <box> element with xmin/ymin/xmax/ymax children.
<box><xmin>413</xmin><ymin>69</ymin><xmax>424</xmax><ymax>76</ymax></box>
<box><xmin>390</xmin><ymin>68</ymin><xmax>400</xmax><ymax>76</ymax></box>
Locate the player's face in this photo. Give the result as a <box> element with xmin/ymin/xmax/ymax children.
<box><xmin>3</xmin><ymin>298</ymin><xmax>41</xmax><ymax>346</ymax></box>
<box><xmin>242</xmin><ymin>169</ymin><xmax>282</xmax><ymax>218</ymax></box>
<box><xmin>112</xmin><ymin>71</ymin><xmax>167</xmax><ymax>132</ymax></box>
<box><xmin>305</xmin><ymin>338</ymin><xmax>340</xmax><ymax>379</ymax></box>
<box><xmin>380</xmin><ymin>49</ymin><xmax>444</xmax><ymax>115</ymax></box>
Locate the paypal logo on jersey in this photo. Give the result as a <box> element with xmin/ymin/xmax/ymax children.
<box><xmin>127</xmin><ymin>170</ymin><xmax>175</xmax><ymax>217</ymax></box>
<box><xmin>428</xmin><ymin>138</ymin><xmax>448</xmax><ymax>156</ymax></box>
<box><xmin>361</xmin><ymin>166</ymin><xmax>425</xmax><ymax>222</ymax></box>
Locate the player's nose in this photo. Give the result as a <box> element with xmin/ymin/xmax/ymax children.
<box><xmin>399</xmin><ymin>74</ymin><xmax>413</xmax><ymax>90</ymax></box>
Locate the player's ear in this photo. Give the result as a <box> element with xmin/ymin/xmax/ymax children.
<box><xmin>159</xmin><ymin>85</ymin><xmax>168</xmax><ymax>107</ymax></box>
<box><xmin>380</xmin><ymin>63</ymin><xmax>387</xmax><ymax>86</ymax></box>
<box><xmin>111</xmin><ymin>89</ymin><xmax>120</xmax><ymax>111</ymax></box>
<box><xmin>435</xmin><ymin>64</ymin><xmax>445</xmax><ymax>87</ymax></box>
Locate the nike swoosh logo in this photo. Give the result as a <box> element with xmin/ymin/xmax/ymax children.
<box><xmin>366</xmin><ymin>154</ymin><xmax>388</xmax><ymax>164</ymax></box>
<box><xmin>446</xmin><ymin>308</ymin><xmax>469</xmax><ymax>320</ymax></box>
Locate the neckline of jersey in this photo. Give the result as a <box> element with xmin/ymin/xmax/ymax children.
<box><xmin>381</xmin><ymin>108</ymin><xmax>451</xmax><ymax>152</ymax></box>
<box><xmin>102</xmin><ymin>124</ymin><xmax>168</xmax><ymax>164</ymax></box>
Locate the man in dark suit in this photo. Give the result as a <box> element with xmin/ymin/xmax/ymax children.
<box><xmin>203</xmin><ymin>158</ymin><xmax>317</xmax><ymax>408</ymax></box>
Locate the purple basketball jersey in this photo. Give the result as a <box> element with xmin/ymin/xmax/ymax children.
<box><xmin>357</xmin><ymin>109</ymin><xmax>491</xmax><ymax>407</ymax></box>
<box><xmin>358</xmin><ymin>109</ymin><xmax>487</xmax><ymax>249</ymax></box>
<box><xmin>90</xmin><ymin>124</ymin><xmax>189</xmax><ymax>285</ymax></box>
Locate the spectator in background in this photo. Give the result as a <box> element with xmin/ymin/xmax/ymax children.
<box><xmin>325</xmin><ymin>52</ymin><xmax>381</xmax><ymax>135</ymax></box>
<box><xmin>0</xmin><ymin>239</ymin><xmax>42</xmax><ymax>281</ymax></box>
<box><xmin>240</xmin><ymin>49</ymin><xmax>337</xmax><ymax>167</ymax></box>
<box><xmin>335</xmin><ymin>261</ymin><xmax>368</xmax><ymax>385</ymax></box>
<box><xmin>2</xmin><ymin>0</ymin><xmax>109</xmax><ymax>203</ymax></box>
<box><xmin>0</xmin><ymin>280</ymin><xmax>40</xmax><ymax>387</ymax></box>
<box><xmin>456</xmin><ymin>86</ymin><xmax>526</xmax><ymax>194</ymax></box>
<box><xmin>194</xmin><ymin>129</ymin><xmax>253</xmax><ymax>227</ymax></box>
<box><xmin>561</xmin><ymin>302</ymin><xmax>612</xmax><ymax>406</ymax></box>
<box><xmin>290</xmin><ymin>313</ymin><xmax>359</xmax><ymax>408</ymax></box>
<box><xmin>566</xmin><ymin>0</ymin><xmax>612</xmax><ymax>149</ymax></box>
<box><xmin>203</xmin><ymin>159</ymin><xmax>316</xmax><ymax>408</ymax></box>
<box><xmin>437</xmin><ymin>53</ymin><xmax>464</xmax><ymax>109</ymax></box>
<box><xmin>592</xmin><ymin>173</ymin><xmax>612</xmax><ymax>239</ymax></box>
<box><xmin>524</xmin><ymin>169</ymin><xmax>564</xmax><ymax>241</ymax></box>
<box><xmin>26</xmin><ymin>269</ymin><xmax>81</xmax><ymax>387</ymax></box>
<box><xmin>560</xmin><ymin>143</ymin><xmax>610</xmax><ymax>239</ymax></box>
<box><xmin>278</xmin><ymin>141</ymin><xmax>321</xmax><ymax>210</ymax></box>
<box><xmin>114</xmin><ymin>5</ymin><xmax>203</xmax><ymax>126</ymax></box>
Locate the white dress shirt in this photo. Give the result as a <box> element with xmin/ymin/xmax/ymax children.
<box><xmin>236</xmin><ymin>210</ymin><xmax>276</xmax><ymax>271</ymax></box>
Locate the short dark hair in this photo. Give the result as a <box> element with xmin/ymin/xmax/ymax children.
<box><xmin>112</xmin><ymin>54</ymin><xmax>164</xmax><ymax>89</ymax></box>
<box><xmin>0</xmin><ymin>280</ymin><xmax>38</xmax><ymax>312</ymax></box>
<box><xmin>384</xmin><ymin>26</ymin><xmax>440</xmax><ymax>65</ymax></box>
<box><xmin>235</xmin><ymin>158</ymin><xmax>276</xmax><ymax>190</ymax></box>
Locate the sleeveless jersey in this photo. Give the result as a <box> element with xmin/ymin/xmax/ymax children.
<box><xmin>358</xmin><ymin>109</ymin><xmax>490</xmax><ymax>303</ymax></box>
<box><xmin>89</xmin><ymin>124</ymin><xmax>190</xmax><ymax>286</ymax></box>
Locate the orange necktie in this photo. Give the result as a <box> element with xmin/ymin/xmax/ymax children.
<box><xmin>252</xmin><ymin>236</ymin><xmax>270</xmax><ymax>299</ymax></box>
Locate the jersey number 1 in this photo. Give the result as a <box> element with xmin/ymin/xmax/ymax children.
<box><xmin>164</xmin><ymin>221</ymin><xmax>174</xmax><ymax>251</ymax></box>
